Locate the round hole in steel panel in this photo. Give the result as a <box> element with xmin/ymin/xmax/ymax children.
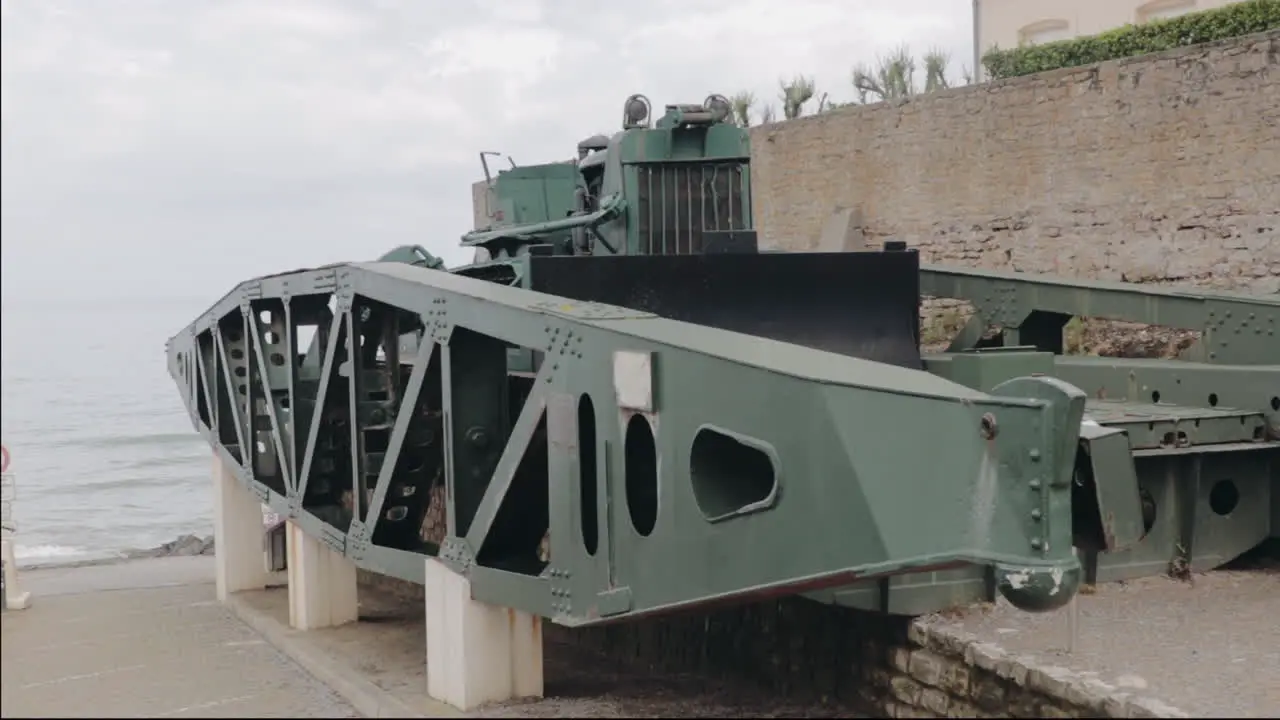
<box><xmin>624</xmin><ymin>413</ymin><xmax>658</xmax><ymax>538</ymax></box>
<box><xmin>1209</xmin><ymin>479</ymin><xmax>1239</xmax><ymax>517</ymax></box>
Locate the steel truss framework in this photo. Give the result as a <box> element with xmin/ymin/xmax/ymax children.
<box><xmin>168</xmin><ymin>257</ymin><xmax>1098</xmax><ymax>625</ymax></box>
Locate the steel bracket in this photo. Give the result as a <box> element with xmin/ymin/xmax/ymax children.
<box><xmin>546</xmin><ymin>565</ymin><xmax>574</xmax><ymax>616</ymax></box>
<box><xmin>346</xmin><ymin>520</ymin><xmax>370</xmax><ymax>562</ymax></box>
<box><xmin>1079</xmin><ymin>423</ymin><xmax>1146</xmax><ymax>552</ymax></box>
<box><xmin>438</xmin><ymin>536</ymin><xmax>476</xmax><ymax>576</ymax></box>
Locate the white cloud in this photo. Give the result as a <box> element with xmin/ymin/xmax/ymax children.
<box><xmin>1</xmin><ymin>0</ymin><xmax>969</xmax><ymax>302</ymax></box>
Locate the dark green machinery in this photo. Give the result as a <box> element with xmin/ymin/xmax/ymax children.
<box><xmin>167</xmin><ymin>94</ymin><xmax>1278</xmax><ymax>625</ymax></box>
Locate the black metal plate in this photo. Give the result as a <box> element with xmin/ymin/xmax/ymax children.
<box><xmin>526</xmin><ymin>251</ymin><xmax>922</xmax><ymax>369</ymax></box>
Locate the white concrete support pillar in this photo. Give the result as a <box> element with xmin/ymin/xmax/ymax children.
<box><xmin>285</xmin><ymin>520</ymin><xmax>358</xmax><ymax>630</ymax></box>
<box><xmin>2</xmin><ymin>538</ymin><xmax>32</xmax><ymax>610</ymax></box>
<box><xmin>424</xmin><ymin>557</ymin><xmax>544</xmax><ymax>711</ymax></box>
<box><xmin>212</xmin><ymin>453</ymin><xmax>271</xmax><ymax>602</ymax></box>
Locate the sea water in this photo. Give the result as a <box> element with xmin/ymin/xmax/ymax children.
<box><xmin>1</xmin><ymin>296</ymin><xmax>214</xmax><ymax>565</ymax></box>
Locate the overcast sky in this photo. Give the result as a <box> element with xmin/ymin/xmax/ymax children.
<box><xmin>1</xmin><ymin>0</ymin><xmax>972</xmax><ymax>306</ymax></box>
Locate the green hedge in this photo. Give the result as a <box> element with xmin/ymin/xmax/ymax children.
<box><xmin>982</xmin><ymin>0</ymin><xmax>1280</xmax><ymax>80</ymax></box>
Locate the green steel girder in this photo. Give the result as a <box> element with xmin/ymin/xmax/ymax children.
<box><xmin>167</xmin><ymin>260</ymin><xmax>1094</xmax><ymax>625</ymax></box>
<box><xmin>920</xmin><ymin>264</ymin><xmax>1280</xmax><ymax>365</ymax></box>
<box><xmin>801</xmin><ymin>336</ymin><xmax>1277</xmax><ymax>616</ymax></box>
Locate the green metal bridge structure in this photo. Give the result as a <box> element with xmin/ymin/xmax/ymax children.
<box><xmin>166</xmin><ymin>93</ymin><xmax>1278</xmax><ymax>632</ymax></box>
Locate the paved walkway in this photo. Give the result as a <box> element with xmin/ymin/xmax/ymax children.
<box><xmin>948</xmin><ymin>564</ymin><xmax>1280</xmax><ymax>718</ymax></box>
<box><xmin>0</xmin><ymin>556</ymin><xmax>356</xmax><ymax>719</ymax></box>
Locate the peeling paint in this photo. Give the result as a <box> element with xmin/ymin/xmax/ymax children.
<box><xmin>1049</xmin><ymin>567</ymin><xmax>1064</xmax><ymax>596</ymax></box>
<box><xmin>1004</xmin><ymin>568</ymin><xmax>1031</xmax><ymax>590</ymax></box>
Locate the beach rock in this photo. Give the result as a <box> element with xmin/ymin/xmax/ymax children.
<box><xmin>125</xmin><ymin>533</ymin><xmax>215</xmax><ymax>559</ymax></box>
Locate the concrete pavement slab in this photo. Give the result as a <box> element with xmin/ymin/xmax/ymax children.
<box><xmin>1</xmin><ymin>558</ymin><xmax>355</xmax><ymax>719</ymax></box>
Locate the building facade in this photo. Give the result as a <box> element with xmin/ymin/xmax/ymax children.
<box><xmin>972</xmin><ymin>0</ymin><xmax>1243</xmax><ymax>79</ymax></box>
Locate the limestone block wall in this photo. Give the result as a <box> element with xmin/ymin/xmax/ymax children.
<box><xmin>748</xmin><ymin>31</ymin><xmax>1280</xmax><ymax>296</ymax></box>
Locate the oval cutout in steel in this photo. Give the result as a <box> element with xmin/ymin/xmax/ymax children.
<box><xmin>578</xmin><ymin>394</ymin><xmax>599</xmax><ymax>556</ymax></box>
<box><xmin>690</xmin><ymin>426</ymin><xmax>778</xmax><ymax>522</ymax></box>
<box><xmin>624</xmin><ymin>414</ymin><xmax>658</xmax><ymax>537</ymax></box>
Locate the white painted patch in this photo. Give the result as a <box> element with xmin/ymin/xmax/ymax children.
<box><xmin>613</xmin><ymin>351</ymin><xmax>653</xmax><ymax>412</ymax></box>
<box><xmin>222</xmin><ymin>639</ymin><xmax>266</xmax><ymax>647</ymax></box>
<box><xmin>18</xmin><ymin>664</ymin><xmax>146</xmax><ymax>690</ymax></box>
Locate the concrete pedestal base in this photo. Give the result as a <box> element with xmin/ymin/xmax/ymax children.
<box><xmin>424</xmin><ymin>557</ymin><xmax>544</xmax><ymax>711</ymax></box>
<box><xmin>211</xmin><ymin>454</ymin><xmax>270</xmax><ymax>602</ymax></box>
<box><xmin>286</xmin><ymin>520</ymin><xmax>358</xmax><ymax>630</ymax></box>
<box><xmin>2</xmin><ymin>538</ymin><xmax>32</xmax><ymax>610</ymax></box>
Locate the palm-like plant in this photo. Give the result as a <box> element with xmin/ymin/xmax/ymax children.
<box><xmin>727</xmin><ymin>88</ymin><xmax>783</xmax><ymax>126</ymax></box>
<box><xmin>923</xmin><ymin>48</ymin><xmax>951</xmax><ymax>93</ymax></box>
<box><xmin>852</xmin><ymin>45</ymin><xmax>962</xmax><ymax>103</ymax></box>
<box><xmin>730</xmin><ymin>91</ymin><xmax>756</xmax><ymax>127</ymax></box>
<box><xmin>852</xmin><ymin>45</ymin><xmax>915</xmax><ymax>103</ymax></box>
<box><xmin>779</xmin><ymin>74</ymin><xmax>817</xmax><ymax>120</ymax></box>
<box><xmin>727</xmin><ymin>45</ymin><xmax>971</xmax><ymax>126</ymax></box>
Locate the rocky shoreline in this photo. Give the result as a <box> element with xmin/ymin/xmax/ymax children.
<box><xmin>18</xmin><ymin>533</ymin><xmax>216</xmax><ymax>570</ymax></box>
<box><xmin>125</xmin><ymin>533</ymin><xmax>216</xmax><ymax>559</ymax></box>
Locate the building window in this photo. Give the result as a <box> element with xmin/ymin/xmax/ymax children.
<box><xmin>1018</xmin><ymin>19</ymin><xmax>1072</xmax><ymax>47</ymax></box>
<box><xmin>1137</xmin><ymin>0</ymin><xmax>1197</xmax><ymax>23</ymax></box>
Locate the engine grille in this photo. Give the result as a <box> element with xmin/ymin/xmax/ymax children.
<box><xmin>634</xmin><ymin>162</ymin><xmax>749</xmax><ymax>255</ymax></box>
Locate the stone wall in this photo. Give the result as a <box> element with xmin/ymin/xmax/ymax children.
<box><xmin>749</xmin><ymin>30</ymin><xmax>1280</xmax><ymax>296</ymax></box>
<box><xmin>883</xmin><ymin>616</ymin><xmax>1188</xmax><ymax>719</ymax></box>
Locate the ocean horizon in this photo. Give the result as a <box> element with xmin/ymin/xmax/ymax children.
<box><xmin>1</xmin><ymin>295</ymin><xmax>218</xmax><ymax>565</ymax></box>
